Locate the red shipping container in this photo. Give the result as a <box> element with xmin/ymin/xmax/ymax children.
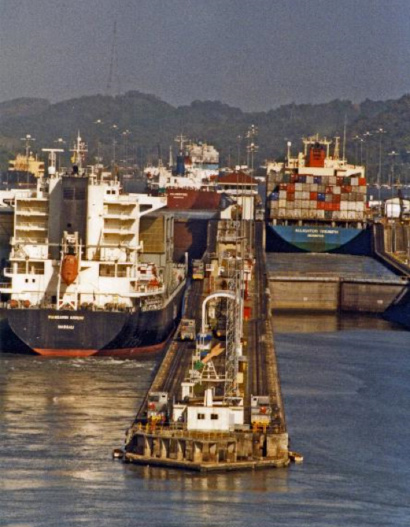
<box><xmin>359</xmin><ymin>177</ymin><xmax>366</xmax><ymax>186</ymax></box>
<box><xmin>287</xmin><ymin>193</ymin><xmax>295</xmax><ymax>201</ymax></box>
<box><xmin>287</xmin><ymin>183</ymin><xmax>295</xmax><ymax>192</ymax></box>
<box><xmin>317</xmin><ymin>201</ymin><xmax>326</xmax><ymax>210</ymax></box>
<box><xmin>342</xmin><ymin>185</ymin><xmax>352</xmax><ymax>193</ymax></box>
<box><xmin>332</xmin><ymin>194</ymin><xmax>341</xmax><ymax>203</ymax></box>
<box><xmin>290</xmin><ymin>174</ymin><xmax>296</xmax><ymax>182</ymax></box>
<box><xmin>310</xmin><ymin>192</ymin><xmax>318</xmax><ymax>200</ymax></box>
<box><xmin>336</xmin><ymin>176</ymin><xmax>344</xmax><ymax>185</ymax></box>
<box><xmin>325</xmin><ymin>186</ymin><xmax>333</xmax><ymax>194</ymax></box>
<box><xmin>324</xmin><ymin>202</ymin><xmax>332</xmax><ymax>211</ymax></box>
<box><xmin>243</xmin><ymin>306</ymin><xmax>252</xmax><ymax>320</ymax></box>
<box><xmin>280</xmin><ymin>183</ymin><xmax>287</xmax><ymax>190</ymax></box>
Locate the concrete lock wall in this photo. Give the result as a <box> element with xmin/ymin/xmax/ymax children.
<box><xmin>341</xmin><ymin>283</ymin><xmax>405</xmax><ymax>312</ymax></box>
<box><xmin>269</xmin><ymin>281</ymin><xmax>339</xmax><ymax>311</ymax></box>
<box><xmin>269</xmin><ymin>279</ymin><xmax>406</xmax><ymax>313</ymax></box>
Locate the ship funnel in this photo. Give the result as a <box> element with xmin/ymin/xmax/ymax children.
<box><xmin>176</xmin><ymin>151</ymin><xmax>185</xmax><ymax>176</ymax></box>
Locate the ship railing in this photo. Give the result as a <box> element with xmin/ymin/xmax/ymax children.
<box><xmin>15</xmin><ymin>221</ymin><xmax>47</xmax><ymax>228</ymax></box>
<box><xmin>268</xmin><ymin>273</ymin><xmax>408</xmax><ymax>284</ymax></box>
<box><xmin>132</xmin><ymin>422</ymin><xmax>237</xmax><ymax>440</ymax></box>
<box><xmin>16</xmin><ymin>209</ymin><xmax>48</xmax><ymax>215</ymax></box>
<box><xmin>133</xmin><ymin>285</ymin><xmax>166</xmax><ymax>296</ymax></box>
<box><xmin>3</xmin><ymin>267</ymin><xmax>44</xmax><ymax>276</ymax></box>
<box><xmin>0</xmin><ymin>283</ymin><xmax>12</xmax><ymax>292</ymax></box>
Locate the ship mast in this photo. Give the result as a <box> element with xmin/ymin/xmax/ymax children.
<box><xmin>20</xmin><ymin>134</ymin><xmax>36</xmax><ymax>161</ymax></box>
<box><xmin>70</xmin><ymin>132</ymin><xmax>88</xmax><ymax>172</ymax></box>
<box><xmin>174</xmin><ymin>134</ymin><xmax>187</xmax><ymax>153</ymax></box>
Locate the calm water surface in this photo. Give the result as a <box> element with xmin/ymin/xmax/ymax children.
<box><xmin>1</xmin><ymin>315</ymin><xmax>410</xmax><ymax>527</ymax></box>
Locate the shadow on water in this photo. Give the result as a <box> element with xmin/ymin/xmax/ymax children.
<box><xmin>271</xmin><ymin>311</ymin><xmax>405</xmax><ymax>334</ymax></box>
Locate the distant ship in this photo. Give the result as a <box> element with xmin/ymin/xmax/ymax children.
<box><xmin>0</xmin><ymin>138</ymin><xmax>44</xmax><ymax>265</ymax></box>
<box><xmin>145</xmin><ymin>137</ymin><xmax>222</xmax><ymax>210</ymax></box>
<box><xmin>0</xmin><ymin>135</ymin><xmax>187</xmax><ymax>357</ymax></box>
<box><xmin>266</xmin><ymin>136</ymin><xmax>370</xmax><ymax>254</ymax></box>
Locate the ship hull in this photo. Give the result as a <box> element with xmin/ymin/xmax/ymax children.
<box><xmin>266</xmin><ymin>224</ymin><xmax>372</xmax><ymax>255</ymax></box>
<box><xmin>0</xmin><ymin>286</ymin><xmax>185</xmax><ymax>357</ymax></box>
<box><xmin>166</xmin><ymin>188</ymin><xmax>221</xmax><ymax>210</ymax></box>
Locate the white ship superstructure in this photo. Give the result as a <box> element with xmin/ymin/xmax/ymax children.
<box><xmin>0</xmin><ymin>138</ymin><xmax>187</xmax><ymax>357</ymax></box>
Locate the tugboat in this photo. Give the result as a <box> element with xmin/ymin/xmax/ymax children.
<box><xmin>0</xmin><ymin>135</ymin><xmax>187</xmax><ymax>357</ymax></box>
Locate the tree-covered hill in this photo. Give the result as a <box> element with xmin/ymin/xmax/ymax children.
<box><xmin>1</xmin><ymin>90</ymin><xmax>410</xmax><ymax>183</ymax></box>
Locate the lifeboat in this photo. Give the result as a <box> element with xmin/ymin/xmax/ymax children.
<box><xmin>61</xmin><ymin>255</ymin><xmax>79</xmax><ymax>285</ymax></box>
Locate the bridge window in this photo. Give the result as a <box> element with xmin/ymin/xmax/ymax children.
<box><xmin>197</xmin><ymin>413</ymin><xmax>205</xmax><ymax>420</ymax></box>
<box><xmin>211</xmin><ymin>414</ymin><xmax>219</xmax><ymax>420</ymax></box>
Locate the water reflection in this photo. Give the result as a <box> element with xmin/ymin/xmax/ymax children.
<box><xmin>272</xmin><ymin>312</ymin><xmax>403</xmax><ymax>333</ymax></box>
<box><xmin>128</xmin><ymin>464</ymin><xmax>290</xmax><ymax>494</ymax></box>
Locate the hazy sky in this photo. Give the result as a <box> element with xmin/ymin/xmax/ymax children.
<box><xmin>1</xmin><ymin>0</ymin><xmax>410</xmax><ymax>111</ymax></box>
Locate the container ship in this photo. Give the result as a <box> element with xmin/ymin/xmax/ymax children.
<box><xmin>145</xmin><ymin>137</ymin><xmax>222</xmax><ymax>210</ymax></box>
<box><xmin>0</xmin><ymin>138</ymin><xmax>187</xmax><ymax>357</ymax></box>
<box><xmin>266</xmin><ymin>136</ymin><xmax>371</xmax><ymax>254</ymax></box>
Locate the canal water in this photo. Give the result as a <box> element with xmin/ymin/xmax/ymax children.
<box><xmin>1</xmin><ymin>315</ymin><xmax>409</xmax><ymax>527</ymax></box>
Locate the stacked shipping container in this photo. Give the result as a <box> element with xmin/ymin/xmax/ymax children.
<box><xmin>269</xmin><ymin>171</ymin><xmax>367</xmax><ymax>223</ymax></box>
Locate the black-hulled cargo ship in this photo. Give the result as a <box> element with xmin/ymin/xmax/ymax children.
<box><xmin>0</xmin><ymin>136</ymin><xmax>187</xmax><ymax>357</ymax></box>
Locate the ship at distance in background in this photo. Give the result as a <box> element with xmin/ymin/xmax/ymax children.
<box><xmin>266</xmin><ymin>136</ymin><xmax>370</xmax><ymax>254</ymax></box>
<box><xmin>0</xmin><ymin>136</ymin><xmax>187</xmax><ymax>357</ymax></box>
<box><xmin>144</xmin><ymin>136</ymin><xmax>223</xmax><ymax>210</ymax></box>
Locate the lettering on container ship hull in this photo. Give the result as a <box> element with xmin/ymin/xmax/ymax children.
<box><xmin>48</xmin><ymin>315</ymin><xmax>85</xmax><ymax>320</ymax></box>
<box><xmin>294</xmin><ymin>228</ymin><xmax>339</xmax><ymax>237</ymax></box>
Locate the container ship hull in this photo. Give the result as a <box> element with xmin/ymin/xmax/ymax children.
<box><xmin>0</xmin><ymin>286</ymin><xmax>184</xmax><ymax>357</ymax></box>
<box><xmin>266</xmin><ymin>224</ymin><xmax>372</xmax><ymax>254</ymax></box>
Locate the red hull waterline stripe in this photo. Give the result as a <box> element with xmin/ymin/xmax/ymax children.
<box><xmin>33</xmin><ymin>339</ymin><xmax>169</xmax><ymax>358</ymax></box>
<box><xmin>34</xmin><ymin>348</ymin><xmax>98</xmax><ymax>357</ymax></box>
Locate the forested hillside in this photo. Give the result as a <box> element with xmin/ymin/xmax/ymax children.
<box><xmin>1</xmin><ymin>90</ymin><xmax>410</xmax><ymax>183</ymax></box>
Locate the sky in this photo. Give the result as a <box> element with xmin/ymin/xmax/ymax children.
<box><xmin>1</xmin><ymin>0</ymin><xmax>410</xmax><ymax>111</ymax></box>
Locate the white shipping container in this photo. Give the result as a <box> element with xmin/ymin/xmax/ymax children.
<box><xmin>333</xmin><ymin>186</ymin><xmax>341</xmax><ymax>195</ymax></box>
<box><xmin>279</xmin><ymin>199</ymin><xmax>287</xmax><ymax>208</ymax></box>
<box><xmin>302</xmin><ymin>191</ymin><xmax>309</xmax><ymax>200</ymax></box>
<box><xmin>359</xmin><ymin>186</ymin><xmax>367</xmax><ymax>194</ymax></box>
<box><xmin>279</xmin><ymin>190</ymin><xmax>287</xmax><ymax>199</ymax></box>
<box><xmin>329</xmin><ymin>176</ymin><xmax>336</xmax><ymax>185</ymax></box>
<box><xmin>306</xmin><ymin>176</ymin><xmax>313</xmax><ymax>184</ymax></box>
<box><xmin>339</xmin><ymin>211</ymin><xmax>349</xmax><ymax>220</ymax></box>
<box><xmin>340</xmin><ymin>201</ymin><xmax>348</xmax><ymax>211</ymax></box>
<box><xmin>357</xmin><ymin>202</ymin><xmax>365</xmax><ymax>212</ymax></box>
<box><xmin>351</xmin><ymin>177</ymin><xmax>358</xmax><ymax>186</ymax></box>
<box><xmin>311</xmin><ymin>183</ymin><xmax>318</xmax><ymax>192</ymax></box>
<box><xmin>295</xmin><ymin>182</ymin><xmax>303</xmax><ymax>191</ymax></box>
<box><xmin>309</xmin><ymin>200</ymin><xmax>316</xmax><ymax>209</ymax></box>
<box><xmin>317</xmin><ymin>210</ymin><xmax>325</xmax><ymax>219</ymax></box>
<box><xmin>295</xmin><ymin>191</ymin><xmax>303</xmax><ymax>200</ymax></box>
<box><xmin>278</xmin><ymin>208</ymin><xmax>287</xmax><ymax>218</ymax></box>
<box><xmin>347</xmin><ymin>211</ymin><xmax>357</xmax><ymax>220</ymax></box>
